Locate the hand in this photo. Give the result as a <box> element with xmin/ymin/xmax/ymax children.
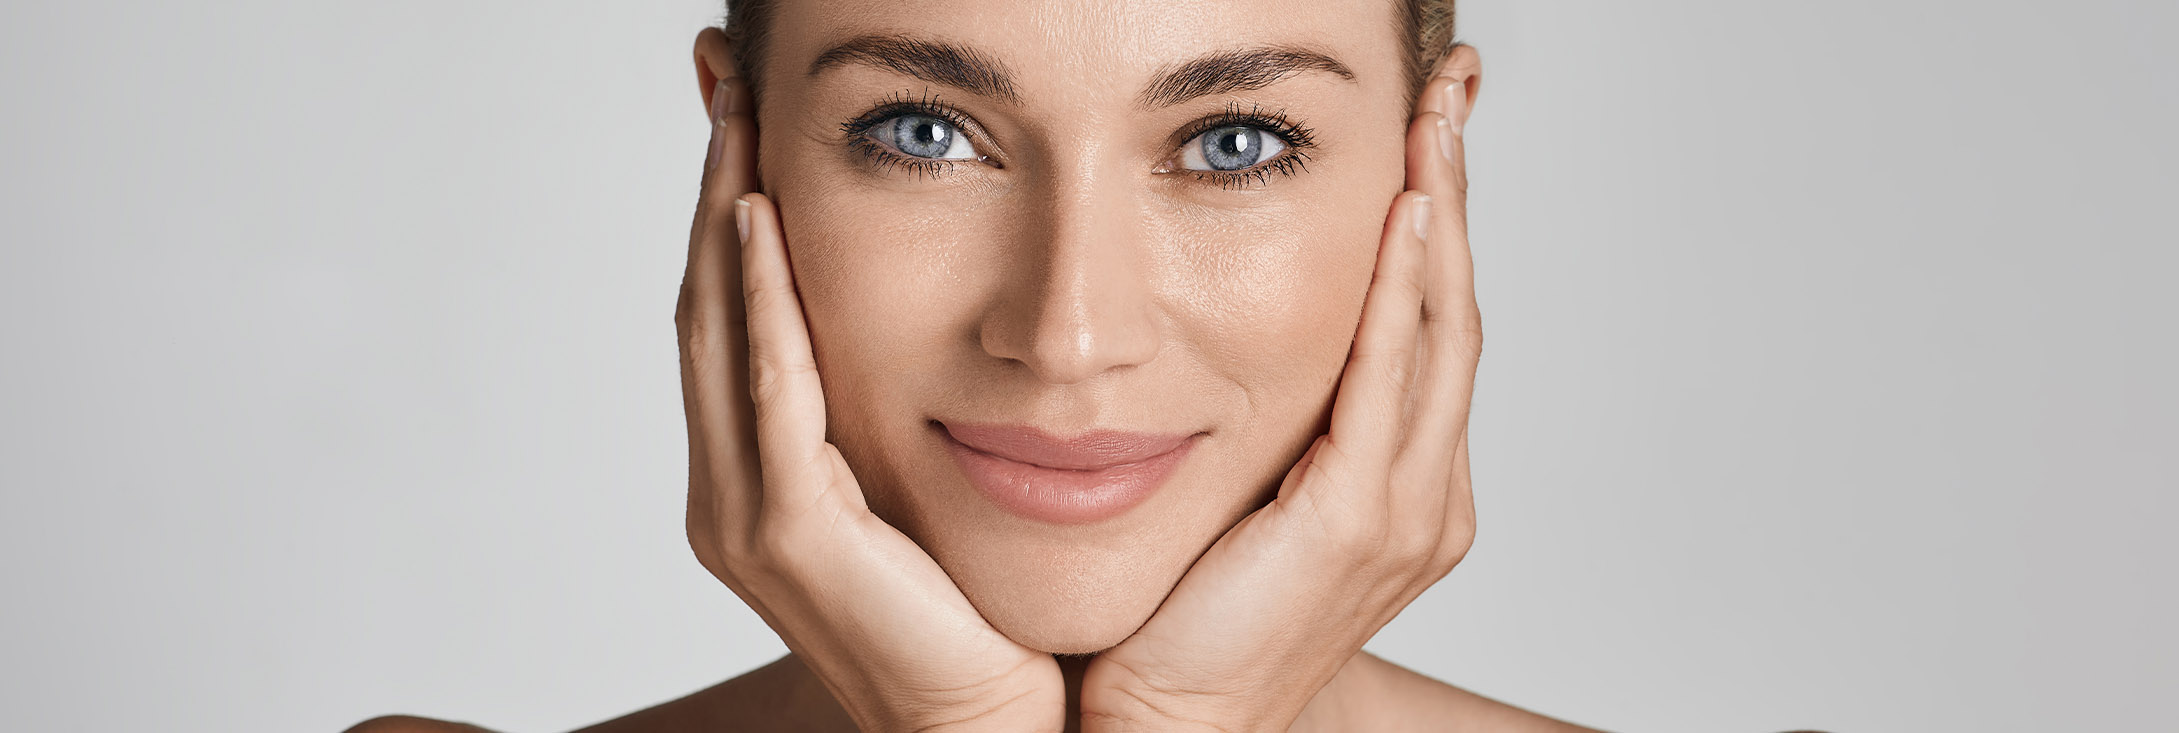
<box><xmin>675</xmin><ymin>67</ymin><xmax>1064</xmax><ymax>732</ymax></box>
<box><xmin>1079</xmin><ymin>66</ymin><xmax>1485</xmax><ymax>731</ymax></box>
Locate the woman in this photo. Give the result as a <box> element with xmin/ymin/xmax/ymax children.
<box><xmin>354</xmin><ymin>0</ymin><xmax>1591</xmax><ymax>730</ymax></box>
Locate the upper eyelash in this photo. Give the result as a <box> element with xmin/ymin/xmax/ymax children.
<box><xmin>1171</xmin><ymin>101</ymin><xmax>1318</xmax><ymax>190</ymax></box>
<box><xmin>839</xmin><ymin>94</ymin><xmax>1319</xmax><ymax>188</ymax></box>
<box><xmin>1173</xmin><ymin>101</ymin><xmax>1318</xmax><ymax>151</ymax></box>
<box><xmin>839</xmin><ymin>89</ymin><xmax>984</xmax><ymax>181</ymax></box>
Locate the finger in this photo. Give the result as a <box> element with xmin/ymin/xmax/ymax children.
<box><xmin>677</xmin><ymin>75</ymin><xmax>760</xmax><ymax>525</ymax></box>
<box><xmin>1400</xmin><ymin>105</ymin><xmax>1482</xmax><ymax>463</ymax></box>
<box><xmin>1323</xmin><ymin>191</ymin><xmax>1433</xmax><ymax>477</ymax></box>
<box><xmin>738</xmin><ymin>192</ymin><xmax>844</xmax><ymax>513</ymax></box>
<box><xmin>1435</xmin><ymin>430</ymin><xmax>1477</xmax><ymax>569</ymax></box>
<box><xmin>701</xmin><ymin>75</ymin><xmax>761</xmax><ymax>204</ymax></box>
<box><xmin>1411</xmin><ymin>74</ymin><xmax>1475</xmax><ymax>339</ymax></box>
<box><xmin>1274</xmin><ymin>434</ymin><xmax>1327</xmax><ymax>500</ymax></box>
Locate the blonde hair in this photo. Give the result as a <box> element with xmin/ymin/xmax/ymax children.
<box><xmin>719</xmin><ymin>1</ymin><xmax>1457</xmax><ymax>111</ymax></box>
<box><xmin>1402</xmin><ymin>0</ymin><xmax>1462</xmax><ymax>110</ymax></box>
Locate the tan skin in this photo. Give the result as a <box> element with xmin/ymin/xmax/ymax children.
<box><xmin>349</xmin><ymin>1</ymin><xmax>1604</xmax><ymax>730</ymax></box>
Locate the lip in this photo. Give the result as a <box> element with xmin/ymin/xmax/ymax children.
<box><xmin>935</xmin><ymin>421</ymin><xmax>1202</xmax><ymax>524</ymax></box>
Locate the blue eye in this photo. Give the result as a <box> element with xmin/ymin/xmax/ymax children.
<box><xmin>1182</xmin><ymin>125</ymin><xmax>1288</xmax><ymax>171</ymax></box>
<box><xmin>870</xmin><ymin>113</ymin><xmax>979</xmax><ymax>159</ymax></box>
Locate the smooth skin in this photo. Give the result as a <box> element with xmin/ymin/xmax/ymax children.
<box><xmin>347</xmin><ymin>25</ymin><xmax>1601</xmax><ymax>733</ymax></box>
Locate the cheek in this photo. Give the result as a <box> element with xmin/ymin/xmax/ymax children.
<box><xmin>1157</xmin><ymin>195</ymin><xmax>1389</xmax><ymax>422</ymax></box>
<box><xmin>769</xmin><ymin>179</ymin><xmax>970</xmax><ymax>409</ymax></box>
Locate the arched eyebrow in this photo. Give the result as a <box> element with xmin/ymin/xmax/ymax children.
<box><xmin>808</xmin><ymin>35</ymin><xmax>1023</xmax><ymax>104</ymax></box>
<box><xmin>1135</xmin><ymin>45</ymin><xmax>1356</xmax><ymax>108</ymax></box>
<box><xmin>806</xmin><ymin>34</ymin><xmax>1356</xmax><ymax>108</ymax></box>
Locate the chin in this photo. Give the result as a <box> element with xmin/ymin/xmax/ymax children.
<box><xmin>845</xmin><ymin>423</ymin><xmax>1270</xmax><ymax>656</ymax></box>
<box><xmin>949</xmin><ymin>535</ymin><xmax>1196</xmax><ymax>655</ymax></box>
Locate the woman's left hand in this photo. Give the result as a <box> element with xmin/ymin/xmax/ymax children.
<box><xmin>1080</xmin><ymin>66</ymin><xmax>1483</xmax><ymax>732</ymax></box>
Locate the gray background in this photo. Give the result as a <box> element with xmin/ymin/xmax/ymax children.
<box><xmin>2</xmin><ymin>1</ymin><xmax>2171</xmax><ymax>731</ymax></box>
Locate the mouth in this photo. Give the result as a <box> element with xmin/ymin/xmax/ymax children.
<box><xmin>933</xmin><ymin>420</ymin><xmax>1203</xmax><ymax>525</ymax></box>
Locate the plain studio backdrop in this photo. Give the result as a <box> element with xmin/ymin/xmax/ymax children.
<box><xmin>2</xmin><ymin>1</ymin><xmax>2172</xmax><ymax>731</ymax></box>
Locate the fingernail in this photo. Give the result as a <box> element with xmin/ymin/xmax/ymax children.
<box><xmin>721</xmin><ymin>76</ymin><xmax>748</xmax><ymax>116</ymax></box>
<box><xmin>711</xmin><ymin>78</ymin><xmax>735</xmax><ymax>121</ymax></box>
<box><xmin>734</xmin><ymin>198</ymin><xmax>752</xmax><ymax>243</ymax></box>
<box><xmin>1410</xmin><ymin>195</ymin><xmax>1433</xmax><ymax>241</ymax></box>
<box><xmin>706</xmin><ymin>79</ymin><xmax>728</xmax><ymax>172</ymax></box>
<box><xmin>1442</xmin><ymin>81</ymin><xmax>1467</xmax><ymax>132</ymax></box>
<box><xmin>1435</xmin><ymin>116</ymin><xmax>1455</xmax><ymax>164</ymax></box>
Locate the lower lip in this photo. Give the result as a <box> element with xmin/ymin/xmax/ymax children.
<box><xmin>937</xmin><ymin>425</ymin><xmax>1199</xmax><ymax>525</ymax></box>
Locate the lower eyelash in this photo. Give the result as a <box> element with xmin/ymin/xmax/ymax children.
<box><xmin>1174</xmin><ymin>102</ymin><xmax>1319</xmax><ymax>190</ymax></box>
<box><xmin>1187</xmin><ymin>148</ymin><xmax>1315</xmax><ymax>190</ymax></box>
<box><xmin>845</xmin><ymin>133</ymin><xmax>965</xmax><ymax>181</ymax></box>
<box><xmin>840</xmin><ymin>90</ymin><xmax>983</xmax><ymax>181</ymax></box>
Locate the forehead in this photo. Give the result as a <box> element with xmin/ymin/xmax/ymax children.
<box><xmin>764</xmin><ymin>0</ymin><xmax>1406</xmax><ymax>104</ymax></box>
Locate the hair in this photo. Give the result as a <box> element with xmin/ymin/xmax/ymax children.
<box><xmin>717</xmin><ymin>0</ymin><xmax>1458</xmax><ymax>112</ymax></box>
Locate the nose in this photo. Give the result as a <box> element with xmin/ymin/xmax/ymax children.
<box><xmin>978</xmin><ymin>181</ymin><xmax>1162</xmax><ymax>386</ymax></box>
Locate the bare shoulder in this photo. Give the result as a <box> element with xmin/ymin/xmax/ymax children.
<box><xmin>340</xmin><ymin>715</ymin><xmax>499</xmax><ymax>733</ymax></box>
<box><xmin>566</xmin><ymin>654</ymin><xmax>853</xmax><ymax>733</ymax></box>
<box><xmin>1336</xmin><ymin>652</ymin><xmax>1608</xmax><ymax>732</ymax></box>
<box><xmin>337</xmin><ymin>655</ymin><xmax>845</xmax><ymax>733</ymax></box>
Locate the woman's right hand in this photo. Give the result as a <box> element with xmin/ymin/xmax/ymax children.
<box><xmin>675</xmin><ymin>67</ymin><xmax>1064</xmax><ymax>732</ymax></box>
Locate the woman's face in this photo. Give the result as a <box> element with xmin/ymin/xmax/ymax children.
<box><xmin>749</xmin><ymin>0</ymin><xmax>1414</xmax><ymax>654</ymax></box>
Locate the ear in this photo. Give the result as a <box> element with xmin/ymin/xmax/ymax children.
<box><xmin>693</xmin><ymin>27</ymin><xmax>741</xmax><ymax>117</ymax></box>
<box><xmin>1425</xmin><ymin>44</ymin><xmax>1482</xmax><ymax>128</ymax></box>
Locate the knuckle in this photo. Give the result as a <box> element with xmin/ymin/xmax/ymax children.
<box><xmin>1364</xmin><ymin>347</ymin><xmax>1416</xmax><ymax>388</ymax></box>
<box><xmin>748</xmin><ymin>511</ymin><xmax>830</xmax><ymax>575</ymax></box>
<box><xmin>747</xmin><ymin>357</ymin><xmax>784</xmax><ymax>401</ymax></box>
<box><xmin>1323</xmin><ymin>511</ymin><xmax>1396</xmax><ymax>568</ymax></box>
<box><xmin>684</xmin><ymin>334</ymin><xmax>733</xmax><ymax>390</ymax></box>
<box><xmin>1442</xmin><ymin>319</ymin><xmax>1484</xmax><ymax>359</ymax></box>
<box><xmin>1431</xmin><ymin>503</ymin><xmax>1477</xmax><ymax>568</ymax></box>
<box><xmin>686</xmin><ymin>524</ymin><xmax>726</xmax><ymax>575</ymax></box>
<box><xmin>674</xmin><ymin>285</ymin><xmax>702</xmax><ymax>331</ymax></box>
<box><xmin>752</xmin><ymin>524</ymin><xmax>800</xmax><ymax>567</ymax></box>
<box><xmin>747</xmin><ymin>357</ymin><xmax>808</xmax><ymax>411</ymax></box>
<box><xmin>683</xmin><ymin>320</ymin><xmax>719</xmax><ymax>359</ymax></box>
<box><xmin>1383</xmin><ymin>518</ymin><xmax>1439</xmax><ymax>567</ymax></box>
<box><xmin>1389</xmin><ymin>264</ymin><xmax>1428</xmax><ymax>304</ymax></box>
<box><xmin>1434</xmin><ymin>523</ymin><xmax>1477</xmax><ymax>571</ymax></box>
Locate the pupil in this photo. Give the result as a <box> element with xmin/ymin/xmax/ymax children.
<box><xmin>1219</xmin><ymin>131</ymin><xmax>1250</xmax><ymax>156</ymax></box>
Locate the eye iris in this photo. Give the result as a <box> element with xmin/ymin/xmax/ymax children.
<box><xmin>894</xmin><ymin>114</ymin><xmax>955</xmax><ymax>158</ymax></box>
<box><xmin>1203</xmin><ymin>126</ymin><xmax>1263</xmax><ymax>171</ymax></box>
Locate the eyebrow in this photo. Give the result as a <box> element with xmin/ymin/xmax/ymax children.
<box><xmin>1136</xmin><ymin>45</ymin><xmax>1356</xmax><ymax>108</ymax></box>
<box><xmin>806</xmin><ymin>34</ymin><xmax>1357</xmax><ymax>109</ymax></box>
<box><xmin>808</xmin><ymin>35</ymin><xmax>1023</xmax><ymax>104</ymax></box>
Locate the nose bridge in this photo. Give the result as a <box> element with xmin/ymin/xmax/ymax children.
<box><xmin>980</xmin><ymin>164</ymin><xmax>1162</xmax><ymax>385</ymax></box>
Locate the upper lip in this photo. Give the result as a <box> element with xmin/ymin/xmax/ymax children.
<box><xmin>939</xmin><ymin>421</ymin><xmax>1198</xmax><ymax>471</ymax></box>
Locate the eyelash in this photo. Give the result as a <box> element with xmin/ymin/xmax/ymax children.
<box><xmin>840</xmin><ymin>90</ymin><xmax>986</xmax><ymax>181</ymax></box>
<box><xmin>838</xmin><ymin>93</ymin><xmax>1318</xmax><ymax>189</ymax></box>
<box><xmin>1173</xmin><ymin>102</ymin><xmax>1318</xmax><ymax>190</ymax></box>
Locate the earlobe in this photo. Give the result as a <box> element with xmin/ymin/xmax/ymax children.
<box><xmin>693</xmin><ymin>27</ymin><xmax>741</xmax><ymax>117</ymax></box>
